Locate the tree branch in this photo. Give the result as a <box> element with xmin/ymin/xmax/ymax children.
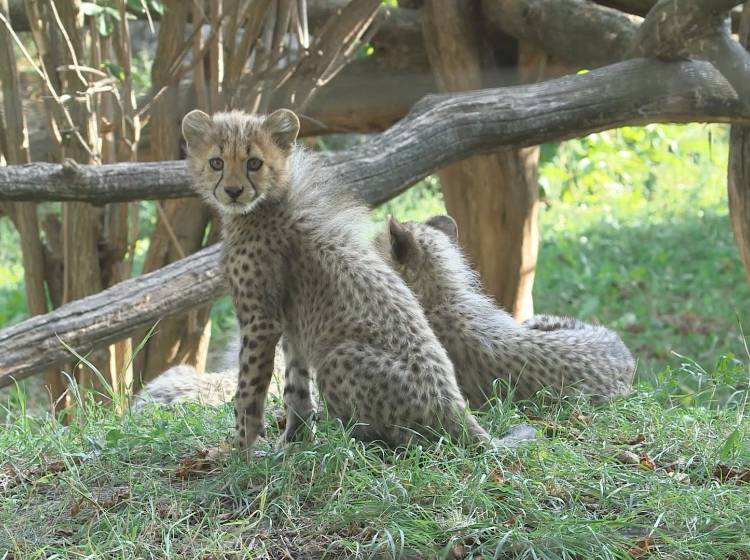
<box><xmin>1</xmin><ymin>58</ymin><xmax>748</xmax><ymax>205</ymax></box>
<box><xmin>0</xmin><ymin>244</ymin><xmax>225</xmax><ymax>386</ymax></box>
<box><xmin>481</xmin><ymin>0</ymin><xmax>637</xmax><ymax>68</ymax></box>
<box><xmin>633</xmin><ymin>0</ymin><xmax>750</xmax><ymax>111</ymax></box>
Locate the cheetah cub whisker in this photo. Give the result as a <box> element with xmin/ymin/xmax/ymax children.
<box><xmin>181</xmin><ymin>109</ymin><xmax>534</xmax><ymax>453</ymax></box>
<box><xmin>378</xmin><ymin>215</ymin><xmax>636</xmax><ymax>408</ymax></box>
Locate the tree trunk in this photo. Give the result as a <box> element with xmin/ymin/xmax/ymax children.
<box><xmin>0</xmin><ymin>0</ymin><xmax>65</xmax><ymax>407</ymax></box>
<box><xmin>133</xmin><ymin>0</ymin><xmax>213</xmax><ymax>389</ymax></box>
<box><xmin>728</xmin><ymin>2</ymin><xmax>750</xmax><ymax>284</ymax></box>
<box><xmin>422</xmin><ymin>0</ymin><xmax>540</xmax><ymax>320</ymax></box>
<box><xmin>49</xmin><ymin>0</ymin><xmax>115</xmax><ymax>401</ymax></box>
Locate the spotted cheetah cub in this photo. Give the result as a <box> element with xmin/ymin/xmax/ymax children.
<box><xmin>181</xmin><ymin>109</ymin><xmax>533</xmax><ymax>452</ymax></box>
<box><xmin>379</xmin><ymin>215</ymin><xmax>635</xmax><ymax>408</ymax></box>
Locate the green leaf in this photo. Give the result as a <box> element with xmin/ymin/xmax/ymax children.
<box><xmin>106</xmin><ymin>428</ymin><xmax>125</xmax><ymax>447</ymax></box>
<box><xmin>720</xmin><ymin>429</ymin><xmax>741</xmax><ymax>461</ymax></box>
<box><xmin>148</xmin><ymin>0</ymin><xmax>164</xmax><ymax>15</ymax></box>
<box><xmin>103</xmin><ymin>6</ymin><xmax>121</xmax><ymax>20</ymax></box>
<box><xmin>97</xmin><ymin>13</ymin><xmax>113</xmax><ymax>36</ymax></box>
<box><xmin>80</xmin><ymin>2</ymin><xmax>104</xmax><ymax>16</ymax></box>
<box><xmin>102</xmin><ymin>61</ymin><xmax>125</xmax><ymax>81</ymax></box>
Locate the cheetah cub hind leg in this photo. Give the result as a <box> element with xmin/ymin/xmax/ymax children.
<box><xmin>276</xmin><ymin>338</ymin><xmax>317</xmax><ymax>450</ymax></box>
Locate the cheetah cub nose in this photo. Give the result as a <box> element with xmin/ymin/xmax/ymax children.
<box><xmin>224</xmin><ymin>186</ymin><xmax>244</xmax><ymax>200</ymax></box>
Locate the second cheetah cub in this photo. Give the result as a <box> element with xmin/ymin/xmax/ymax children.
<box><xmin>379</xmin><ymin>215</ymin><xmax>636</xmax><ymax>408</ymax></box>
<box><xmin>182</xmin><ymin>109</ymin><xmax>533</xmax><ymax>452</ymax></box>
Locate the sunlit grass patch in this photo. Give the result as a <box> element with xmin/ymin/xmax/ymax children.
<box><xmin>3</xmin><ymin>384</ymin><xmax>749</xmax><ymax>559</ymax></box>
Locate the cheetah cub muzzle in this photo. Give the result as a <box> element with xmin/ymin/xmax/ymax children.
<box><xmin>182</xmin><ymin>109</ymin><xmax>535</xmax><ymax>454</ymax></box>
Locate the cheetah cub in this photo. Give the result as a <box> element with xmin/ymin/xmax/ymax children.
<box><xmin>379</xmin><ymin>215</ymin><xmax>635</xmax><ymax>408</ymax></box>
<box><xmin>133</xmin><ymin>365</ymin><xmax>237</xmax><ymax>409</ymax></box>
<box><xmin>181</xmin><ymin>109</ymin><xmax>533</xmax><ymax>451</ymax></box>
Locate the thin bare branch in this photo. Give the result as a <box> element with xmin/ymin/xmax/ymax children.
<box><xmin>0</xmin><ymin>10</ymin><xmax>95</xmax><ymax>159</ymax></box>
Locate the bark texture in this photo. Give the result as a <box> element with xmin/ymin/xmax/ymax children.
<box><xmin>0</xmin><ymin>245</ymin><xmax>225</xmax><ymax>386</ymax></box>
<box><xmin>422</xmin><ymin>0</ymin><xmax>540</xmax><ymax>320</ymax></box>
<box><xmin>132</xmin><ymin>0</ymin><xmax>212</xmax><ymax>388</ymax></box>
<box><xmin>0</xmin><ymin>0</ymin><xmax>64</xmax><ymax>402</ymax></box>
<box><xmin>728</xmin><ymin>1</ymin><xmax>750</xmax><ymax>283</ymax></box>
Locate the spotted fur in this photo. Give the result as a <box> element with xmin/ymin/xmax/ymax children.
<box><xmin>378</xmin><ymin>215</ymin><xmax>636</xmax><ymax>407</ymax></box>
<box><xmin>132</xmin><ymin>365</ymin><xmax>238</xmax><ymax>408</ymax></box>
<box><xmin>181</xmin><ymin>109</ymin><xmax>529</xmax><ymax>452</ymax></box>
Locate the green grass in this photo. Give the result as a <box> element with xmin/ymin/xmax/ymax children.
<box><xmin>2</xmin><ymin>388</ymin><xmax>749</xmax><ymax>558</ymax></box>
<box><xmin>534</xmin><ymin>124</ymin><xmax>750</xmax><ymax>388</ymax></box>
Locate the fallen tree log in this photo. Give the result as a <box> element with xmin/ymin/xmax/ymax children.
<box><xmin>0</xmin><ymin>243</ymin><xmax>226</xmax><ymax>387</ymax></box>
<box><xmin>1</xmin><ymin>57</ymin><xmax>749</xmax><ymax>385</ymax></box>
<box><xmin>0</xmin><ymin>58</ymin><xmax>748</xmax><ymax>205</ymax></box>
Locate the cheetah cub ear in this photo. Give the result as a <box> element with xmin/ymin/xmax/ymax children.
<box><xmin>264</xmin><ymin>109</ymin><xmax>300</xmax><ymax>151</ymax></box>
<box><xmin>387</xmin><ymin>215</ymin><xmax>420</xmax><ymax>264</ymax></box>
<box><xmin>182</xmin><ymin>109</ymin><xmax>213</xmax><ymax>149</ymax></box>
<box><xmin>425</xmin><ymin>214</ymin><xmax>458</xmax><ymax>242</ymax></box>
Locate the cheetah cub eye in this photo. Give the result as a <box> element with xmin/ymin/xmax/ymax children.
<box><xmin>209</xmin><ymin>157</ymin><xmax>224</xmax><ymax>171</ymax></box>
<box><xmin>247</xmin><ymin>157</ymin><xmax>263</xmax><ymax>172</ymax></box>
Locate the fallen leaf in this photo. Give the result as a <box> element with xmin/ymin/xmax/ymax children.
<box><xmin>639</xmin><ymin>455</ymin><xmax>656</xmax><ymax>470</ymax></box>
<box><xmin>69</xmin><ymin>499</ymin><xmax>81</xmax><ymax>517</ymax></box>
<box><xmin>92</xmin><ymin>486</ymin><xmax>129</xmax><ymax>508</ymax></box>
<box><xmin>54</xmin><ymin>528</ymin><xmax>74</xmax><ymax>538</ymax></box>
<box><xmin>713</xmin><ymin>465</ymin><xmax>750</xmax><ymax>484</ymax></box>
<box><xmin>662</xmin><ymin>459</ymin><xmax>687</xmax><ymax>473</ymax></box>
<box><xmin>274</xmin><ymin>409</ymin><xmax>288</xmax><ymax>430</ymax></box>
<box><xmin>605</xmin><ymin>448</ymin><xmax>640</xmax><ymax>465</ymax></box>
<box><xmin>628</xmin><ymin>536</ymin><xmax>654</xmax><ymax>558</ymax></box>
<box><xmin>570</xmin><ymin>411</ymin><xmax>592</xmax><ymax>426</ymax></box>
<box><xmin>156</xmin><ymin>502</ymin><xmax>181</xmax><ymax>520</ymax></box>
<box><xmin>611</xmin><ymin>434</ymin><xmax>645</xmax><ymax>446</ymax></box>
<box><xmin>175</xmin><ymin>443</ymin><xmax>230</xmax><ymax>478</ymax></box>
<box><xmin>667</xmin><ymin>471</ymin><xmax>689</xmax><ymax>483</ymax></box>
<box><xmin>488</xmin><ymin>468</ymin><xmax>506</xmax><ymax>485</ymax></box>
<box><xmin>2</xmin><ymin>454</ymin><xmax>89</xmax><ymax>491</ymax></box>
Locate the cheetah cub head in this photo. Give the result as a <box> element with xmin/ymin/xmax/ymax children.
<box><xmin>377</xmin><ymin>214</ymin><xmax>470</xmax><ymax>307</ymax></box>
<box><xmin>181</xmin><ymin>109</ymin><xmax>300</xmax><ymax>214</ymax></box>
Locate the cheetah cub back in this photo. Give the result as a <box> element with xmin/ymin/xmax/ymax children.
<box><xmin>181</xmin><ymin>109</ymin><xmax>531</xmax><ymax>452</ymax></box>
<box><xmin>378</xmin><ymin>215</ymin><xmax>636</xmax><ymax>408</ymax></box>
